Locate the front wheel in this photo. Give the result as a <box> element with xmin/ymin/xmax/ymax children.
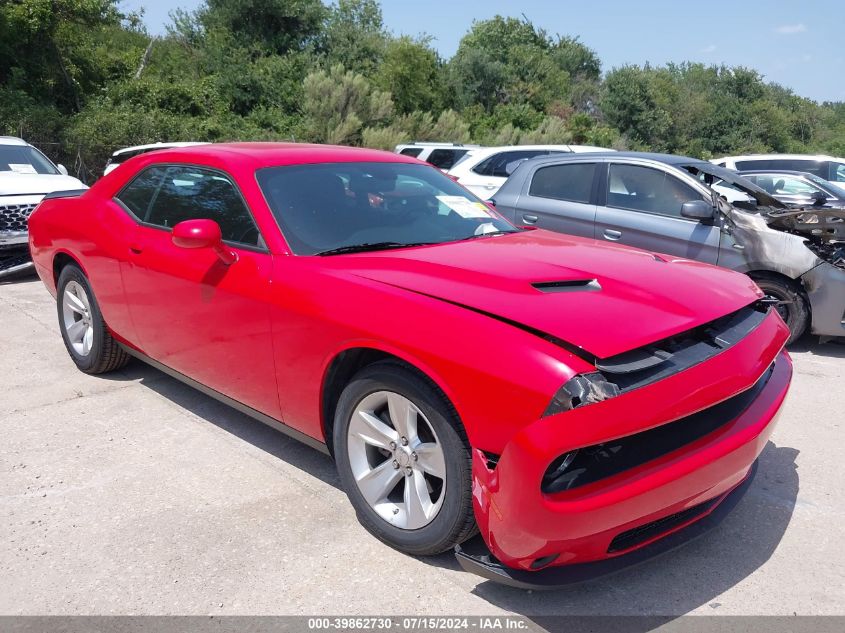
<box><xmin>333</xmin><ymin>362</ymin><xmax>476</xmax><ymax>555</ymax></box>
<box><xmin>751</xmin><ymin>272</ymin><xmax>810</xmax><ymax>344</ymax></box>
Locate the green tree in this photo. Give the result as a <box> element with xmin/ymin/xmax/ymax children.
<box><xmin>317</xmin><ymin>0</ymin><xmax>386</xmax><ymax>75</ymax></box>
<box><xmin>375</xmin><ymin>37</ymin><xmax>441</xmax><ymax>114</ymax></box>
<box><xmin>200</xmin><ymin>0</ymin><xmax>325</xmax><ymax>55</ymax></box>
<box><xmin>303</xmin><ymin>64</ymin><xmax>393</xmax><ymax>144</ymax></box>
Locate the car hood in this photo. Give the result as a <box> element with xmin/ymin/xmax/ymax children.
<box><xmin>0</xmin><ymin>173</ymin><xmax>86</xmax><ymax>197</ymax></box>
<box><xmin>334</xmin><ymin>230</ymin><xmax>762</xmax><ymax>359</ymax></box>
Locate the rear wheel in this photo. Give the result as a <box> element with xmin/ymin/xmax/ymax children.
<box><xmin>333</xmin><ymin>362</ymin><xmax>476</xmax><ymax>555</ymax></box>
<box><xmin>751</xmin><ymin>272</ymin><xmax>810</xmax><ymax>344</ymax></box>
<box><xmin>56</xmin><ymin>264</ymin><xmax>130</xmax><ymax>374</ymax></box>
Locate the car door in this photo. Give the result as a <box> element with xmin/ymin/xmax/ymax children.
<box><xmin>510</xmin><ymin>161</ymin><xmax>599</xmax><ymax>237</ymax></box>
<box><xmin>594</xmin><ymin>162</ymin><xmax>721</xmax><ymax>264</ymax></box>
<box><xmin>115</xmin><ymin>164</ymin><xmax>281</xmax><ymax>419</ymax></box>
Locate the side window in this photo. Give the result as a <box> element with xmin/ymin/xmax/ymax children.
<box><xmin>115</xmin><ymin>166</ymin><xmax>168</xmax><ymax>219</ymax></box>
<box><xmin>473</xmin><ymin>150</ymin><xmax>560</xmax><ymax>178</ymax></box>
<box><xmin>827</xmin><ymin>161</ymin><xmax>845</xmax><ymax>183</ymax></box>
<box><xmin>399</xmin><ymin>147</ymin><xmax>423</xmax><ymax>158</ymax></box>
<box><xmin>529</xmin><ymin>163</ymin><xmax>596</xmax><ymax>203</ymax></box>
<box><xmin>472</xmin><ymin>155</ymin><xmax>497</xmax><ymax>177</ymax></box>
<box><xmin>607</xmin><ymin>164</ymin><xmax>701</xmax><ymax>217</ymax></box>
<box><xmin>427</xmin><ymin>149</ymin><xmax>466</xmax><ymax>170</ymax></box>
<box><xmin>773</xmin><ymin>176</ymin><xmax>823</xmax><ymax>195</ymax></box>
<box><xmin>146</xmin><ymin>166</ymin><xmax>261</xmax><ymax>246</ymax></box>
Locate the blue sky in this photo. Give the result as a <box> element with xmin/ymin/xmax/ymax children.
<box><xmin>120</xmin><ymin>0</ymin><xmax>844</xmax><ymax>103</ymax></box>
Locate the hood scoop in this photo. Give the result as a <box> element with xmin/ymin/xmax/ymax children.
<box><xmin>532</xmin><ymin>279</ymin><xmax>601</xmax><ymax>293</ymax></box>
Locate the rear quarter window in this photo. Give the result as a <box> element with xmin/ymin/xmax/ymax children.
<box><xmin>528</xmin><ymin>163</ymin><xmax>596</xmax><ymax>203</ymax></box>
<box><xmin>426</xmin><ymin>149</ymin><xmax>467</xmax><ymax>170</ymax></box>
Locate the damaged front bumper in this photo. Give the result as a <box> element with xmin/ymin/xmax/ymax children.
<box><xmin>456</xmin><ymin>460</ymin><xmax>757</xmax><ymax>589</ymax></box>
<box><xmin>460</xmin><ymin>309</ymin><xmax>791</xmax><ymax>587</ymax></box>
<box><xmin>802</xmin><ymin>262</ymin><xmax>845</xmax><ymax>338</ymax></box>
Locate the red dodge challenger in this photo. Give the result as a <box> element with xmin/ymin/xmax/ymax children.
<box><xmin>28</xmin><ymin>143</ymin><xmax>791</xmax><ymax>588</ymax></box>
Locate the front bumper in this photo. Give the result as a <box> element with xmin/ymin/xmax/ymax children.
<box><xmin>802</xmin><ymin>262</ymin><xmax>845</xmax><ymax>338</ymax></box>
<box><xmin>456</xmin><ymin>459</ymin><xmax>758</xmax><ymax>589</ymax></box>
<box><xmin>466</xmin><ymin>309</ymin><xmax>791</xmax><ymax>582</ymax></box>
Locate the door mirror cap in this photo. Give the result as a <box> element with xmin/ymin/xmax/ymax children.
<box><xmin>56</xmin><ymin>164</ymin><xmax>68</xmax><ymax>176</ymax></box>
<box><xmin>680</xmin><ymin>200</ymin><xmax>715</xmax><ymax>220</ymax></box>
<box><xmin>172</xmin><ymin>219</ymin><xmax>237</xmax><ymax>265</ymax></box>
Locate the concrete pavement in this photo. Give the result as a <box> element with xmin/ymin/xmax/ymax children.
<box><xmin>1</xmin><ymin>275</ymin><xmax>843</xmax><ymax>619</ymax></box>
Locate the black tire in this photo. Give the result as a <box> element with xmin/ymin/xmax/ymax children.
<box><xmin>56</xmin><ymin>264</ymin><xmax>130</xmax><ymax>374</ymax></box>
<box><xmin>333</xmin><ymin>362</ymin><xmax>477</xmax><ymax>555</ymax></box>
<box><xmin>750</xmin><ymin>272</ymin><xmax>810</xmax><ymax>344</ymax></box>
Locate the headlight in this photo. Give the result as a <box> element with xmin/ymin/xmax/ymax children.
<box><xmin>542</xmin><ymin>372</ymin><xmax>620</xmax><ymax>417</ymax></box>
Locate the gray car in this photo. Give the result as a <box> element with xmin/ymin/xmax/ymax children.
<box><xmin>493</xmin><ymin>152</ymin><xmax>845</xmax><ymax>343</ymax></box>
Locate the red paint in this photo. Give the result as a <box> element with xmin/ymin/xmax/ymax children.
<box><xmin>28</xmin><ymin>143</ymin><xmax>791</xmax><ymax>573</ymax></box>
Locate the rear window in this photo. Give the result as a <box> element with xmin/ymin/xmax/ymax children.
<box><xmin>473</xmin><ymin>150</ymin><xmax>567</xmax><ymax>178</ymax></box>
<box><xmin>399</xmin><ymin>147</ymin><xmax>423</xmax><ymax>158</ymax></box>
<box><xmin>735</xmin><ymin>159</ymin><xmax>828</xmax><ymax>179</ymax></box>
<box><xmin>529</xmin><ymin>163</ymin><xmax>596</xmax><ymax>203</ymax></box>
<box><xmin>426</xmin><ymin>149</ymin><xmax>468</xmax><ymax>170</ymax></box>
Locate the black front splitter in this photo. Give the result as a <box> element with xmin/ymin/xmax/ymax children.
<box><xmin>454</xmin><ymin>460</ymin><xmax>757</xmax><ymax>590</ymax></box>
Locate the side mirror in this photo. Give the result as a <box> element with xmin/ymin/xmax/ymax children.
<box><xmin>57</xmin><ymin>164</ymin><xmax>69</xmax><ymax>176</ymax></box>
<box><xmin>172</xmin><ymin>219</ymin><xmax>237</xmax><ymax>265</ymax></box>
<box><xmin>680</xmin><ymin>199</ymin><xmax>715</xmax><ymax>221</ymax></box>
<box><xmin>812</xmin><ymin>191</ymin><xmax>829</xmax><ymax>206</ymax></box>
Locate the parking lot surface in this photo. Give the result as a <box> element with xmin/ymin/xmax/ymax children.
<box><xmin>1</xmin><ymin>276</ymin><xmax>843</xmax><ymax>619</ymax></box>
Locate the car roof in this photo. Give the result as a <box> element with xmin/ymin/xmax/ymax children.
<box><xmin>0</xmin><ymin>136</ymin><xmax>30</xmax><ymax>147</ymax></box>
<box><xmin>137</xmin><ymin>142</ymin><xmax>420</xmax><ymax>169</ymax></box>
<box><xmin>716</xmin><ymin>153</ymin><xmax>845</xmax><ymax>162</ymax></box>
<box><xmin>111</xmin><ymin>142</ymin><xmax>208</xmax><ymax>157</ymax></box>
<box><xmin>738</xmin><ymin>170</ymin><xmax>816</xmax><ymax>177</ymax></box>
<box><xmin>516</xmin><ymin>150</ymin><xmax>705</xmax><ymax>166</ymax></box>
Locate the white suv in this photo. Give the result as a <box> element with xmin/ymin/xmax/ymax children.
<box><xmin>104</xmin><ymin>142</ymin><xmax>209</xmax><ymax>175</ymax></box>
<box><xmin>394</xmin><ymin>143</ymin><xmax>482</xmax><ymax>171</ymax></box>
<box><xmin>447</xmin><ymin>144</ymin><xmax>613</xmax><ymax>198</ymax></box>
<box><xmin>713</xmin><ymin>154</ymin><xmax>845</xmax><ymax>186</ymax></box>
<box><xmin>0</xmin><ymin>137</ymin><xmax>86</xmax><ymax>278</ymax></box>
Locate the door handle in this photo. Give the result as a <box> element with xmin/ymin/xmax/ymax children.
<box><xmin>129</xmin><ymin>243</ymin><xmax>143</xmax><ymax>254</ymax></box>
<box><xmin>522</xmin><ymin>214</ymin><xmax>538</xmax><ymax>224</ymax></box>
<box><xmin>603</xmin><ymin>229</ymin><xmax>622</xmax><ymax>240</ymax></box>
<box><xmin>484</xmin><ymin>183</ymin><xmax>498</xmax><ymax>189</ymax></box>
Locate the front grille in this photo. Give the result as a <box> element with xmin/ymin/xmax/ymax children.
<box><xmin>542</xmin><ymin>363</ymin><xmax>775</xmax><ymax>494</ymax></box>
<box><xmin>0</xmin><ymin>203</ymin><xmax>38</xmax><ymax>232</ymax></box>
<box><xmin>607</xmin><ymin>497</ymin><xmax>719</xmax><ymax>553</ymax></box>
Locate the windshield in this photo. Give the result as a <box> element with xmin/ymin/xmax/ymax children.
<box><xmin>256</xmin><ymin>162</ymin><xmax>518</xmax><ymax>255</ymax></box>
<box><xmin>681</xmin><ymin>162</ymin><xmax>786</xmax><ymax>209</ymax></box>
<box><xmin>0</xmin><ymin>144</ymin><xmax>59</xmax><ymax>175</ymax></box>
<box><xmin>807</xmin><ymin>173</ymin><xmax>845</xmax><ymax>199</ymax></box>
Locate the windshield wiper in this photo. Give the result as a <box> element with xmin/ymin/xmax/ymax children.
<box><xmin>455</xmin><ymin>230</ymin><xmax>518</xmax><ymax>242</ymax></box>
<box><xmin>315</xmin><ymin>241</ymin><xmax>437</xmax><ymax>256</ymax></box>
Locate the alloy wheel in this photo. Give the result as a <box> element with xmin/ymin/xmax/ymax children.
<box><xmin>62</xmin><ymin>280</ymin><xmax>94</xmax><ymax>356</ymax></box>
<box><xmin>346</xmin><ymin>390</ymin><xmax>446</xmax><ymax>530</ymax></box>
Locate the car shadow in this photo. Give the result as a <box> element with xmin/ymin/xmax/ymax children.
<box><xmin>788</xmin><ymin>334</ymin><xmax>845</xmax><ymax>358</ymax></box>
<box><xmin>106</xmin><ymin>360</ymin><xmax>798</xmax><ymax>629</ymax></box>
<box><xmin>106</xmin><ymin>360</ymin><xmax>341</xmax><ymax>490</ymax></box>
